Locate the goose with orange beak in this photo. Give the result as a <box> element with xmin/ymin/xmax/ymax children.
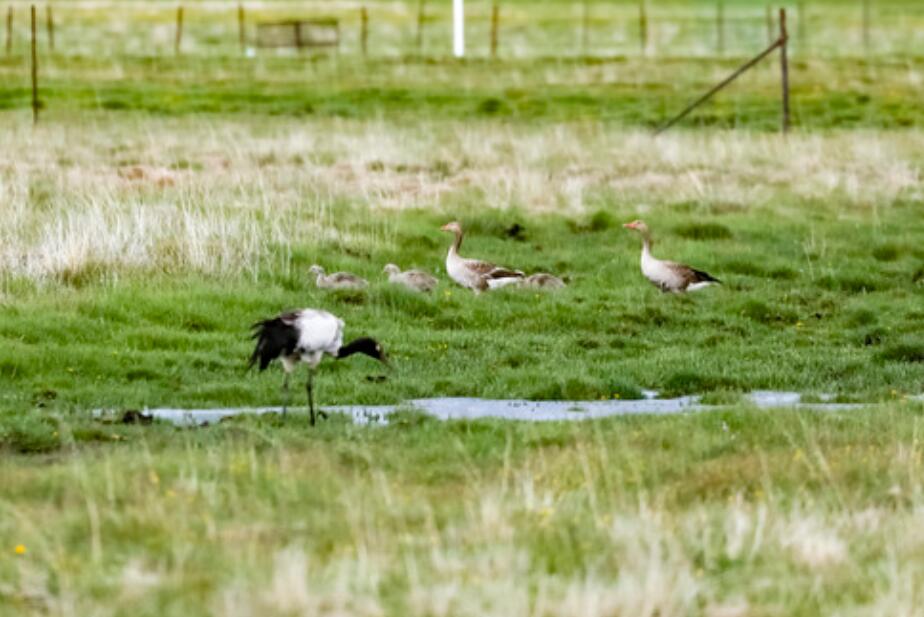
<box><xmin>623</xmin><ymin>220</ymin><xmax>721</xmax><ymax>293</ymax></box>
<box><xmin>440</xmin><ymin>221</ymin><xmax>525</xmax><ymax>293</ymax></box>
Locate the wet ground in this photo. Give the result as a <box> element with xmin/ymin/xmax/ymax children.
<box><xmin>94</xmin><ymin>391</ymin><xmax>917</xmax><ymax>427</ymax></box>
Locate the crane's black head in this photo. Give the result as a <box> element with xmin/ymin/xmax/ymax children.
<box><xmin>337</xmin><ymin>337</ymin><xmax>389</xmax><ymax>366</ymax></box>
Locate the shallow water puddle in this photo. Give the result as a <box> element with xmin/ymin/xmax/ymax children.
<box><xmin>91</xmin><ymin>391</ymin><xmax>909</xmax><ymax>427</ymax></box>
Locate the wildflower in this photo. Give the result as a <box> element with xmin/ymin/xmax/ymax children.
<box><xmin>14</xmin><ymin>544</ymin><xmax>26</xmax><ymax>555</ymax></box>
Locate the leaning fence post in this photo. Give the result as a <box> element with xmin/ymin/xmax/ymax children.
<box><xmin>490</xmin><ymin>2</ymin><xmax>499</xmax><ymax>58</ymax></box>
<box><xmin>45</xmin><ymin>4</ymin><xmax>52</xmax><ymax>51</ymax></box>
<box><xmin>175</xmin><ymin>5</ymin><xmax>183</xmax><ymax>55</ymax></box>
<box><xmin>31</xmin><ymin>4</ymin><xmax>38</xmax><ymax>124</ymax></box>
<box><xmin>716</xmin><ymin>0</ymin><xmax>724</xmax><ymax>56</ymax></box>
<box><xmin>779</xmin><ymin>8</ymin><xmax>790</xmax><ymax>133</ymax></box>
<box><xmin>360</xmin><ymin>6</ymin><xmax>368</xmax><ymax>56</ymax></box>
<box><xmin>655</xmin><ymin>33</ymin><xmax>784</xmax><ymax>134</ymax></box>
<box><xmin>6</xmin><ymin>5</ymin><xmax>13</xmax><ymax>56</ymax></box>
<box><xmin>638</xmin><ymin>0</ymin><xmax>648</xmax><ymax>55</ymax></box>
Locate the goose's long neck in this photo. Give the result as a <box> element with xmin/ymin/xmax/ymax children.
<box><xmin>448</xmin><ymin>230</ymin><xmax>463</xmax><ymax>258</ymax></box>
<box><xmin>640</xmin><ymin>232</ymin><xmax>653</xmax><ymax>259</ymax></box>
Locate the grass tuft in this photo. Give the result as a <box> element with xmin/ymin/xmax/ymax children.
<box><xmin>674</xmin><ymin>223</ymin><xmax>734</xmax><ymax>240</ymax></box>
<box><xmin>877</xmin><ymin>341</ymin><xmax>924</xmax><ymax>364</ymax></box>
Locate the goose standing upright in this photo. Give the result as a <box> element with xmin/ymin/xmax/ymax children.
<box><xmin>309</xmin><ymin>265</ymin><xmax>368</xmax><ymax>290</ymax></box>
<box><xmin>249</xmin><ymin>309</ymin><xmax>388</xmax><ymax>425</ymax></box>
<box><xmin>623</xmin><ymin>220</ymin><xmax>721</xmax><ymax>293</ymax></box>
<box><xmin>440</xmin><ymin>221</ymin><xmax>524</xmax><ymax>293</ymax></box>
<box><xmin>383</xmin><ymin>264</ymin><xmax>439</xmax><ymax>293</ymax></box>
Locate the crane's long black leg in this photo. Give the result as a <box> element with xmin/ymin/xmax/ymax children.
<box><xmin>281</xmin><ymin>373</ymin><xmax>290</xmax><ymax>417</ymax></box>
<box><xmin>307</xmin><ymin>370</ymin><xmax>315</xmax><ymax>427</ymax></box>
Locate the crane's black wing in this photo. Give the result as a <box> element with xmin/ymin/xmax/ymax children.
<box><xmin>249</xmin><ymin>313</ymin><xmax>301</xmax><ymax>371</ymax></box>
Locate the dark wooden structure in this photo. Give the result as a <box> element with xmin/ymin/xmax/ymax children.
<box><xmin>256</xmin><ymin>18</ymin><xmax>339</xmax><ymax>50</ymax></box>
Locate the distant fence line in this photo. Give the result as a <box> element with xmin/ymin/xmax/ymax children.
<box><xmin>2</xmin><ymin>1</ymin><xmax>922</xmax><ymax>59</ymax></box>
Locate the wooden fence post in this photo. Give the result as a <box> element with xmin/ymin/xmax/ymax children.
<box><xmin>238</xmin><ymin>4</ymin><xmax>245</xmax><ymax>53</ymax></box>
<box><xmin>639</xmin><ymin>0</ymin><xmax>648</xmax><ymax>55</ymax></box>
<box><xmin>655</xmin><ymin>32</ymin><xmax>785</xmax><ymax>134</ymax></box>
<box><xmin>175</xmin><ymin>5</ymin><xmax>183</xmax><ymax>55</ymax></box>
<box><xmin>415</xmin><ymin>0</ymin><xmax>425</xmax><ymax>52</ymax></box>
<box><xmin>360</xmin><ymin>6</ymin><xmax>368</xmax><ymax>56</ymax></box>
<box><xmin>780</xmin><ymin>8</ymin><xmax>789</xmax><ymax>133</ymax></box>
<box><xmin>31</xmin><ymin>4</ymin><xmax>38</xmax><ymax>124</ymax></box>
<box><xmin>716</xmin><ymin>0</ymin><xmax>724</xmax><ymax>56</ymax></box>
<box><xmin>5</xmin><ymin>5</ymin><xmax>12</xmax><ymax>56</ymax></box>
<box><xmin>45</xmin><ymin>4</ymin><xmax>52</xmax><ymax>51</ymax></box>
<box><xmin>490</xmin><ymin>2</ymin><xmax>499</xmax><ymax>58</ymax></box>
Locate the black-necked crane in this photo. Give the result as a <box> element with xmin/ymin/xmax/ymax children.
<box><xmin>383</xmin><ymin>263</ymin><xmax>439</xmax><ymax>293</ymax></box>
<box><xmin>440</xmin><ymin>221</ymin><xmax>524</xmax><ymax>293</ymax></box>
<box><xmin>309</xmin><ymin>265</ymin><xmax>368</xmax><ymax>290</ymax></box>
<box><xmin>623</xmin><ymin>220</ymin><xmax>721</xmax><ymax>293</ymax></box>
<box><xmin>249</xmin><ymin>309</ymin><xmax>388</xmax><ymax>425</ymax></box>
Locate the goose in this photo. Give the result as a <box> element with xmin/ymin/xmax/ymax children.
<box><xmin>440</xmin><ymin>221</ymin><xmax>524</xmax><ymax>292</ymax></box>
<box><xmin>522</xmin><ymin>273</ymin><xmax>566</xmax><ymax>290</ymax></box>
<box><xmin>249</xmin><ymin>309</ymin><xmax>388</xmax><ymax>425</ymax></box>
<box><xmin>623</xmin><ymin>220</ymin><xmax>721</xmax><ymax>293</ymax></box>
<box><xmin>309</xmin><ymin>265</ymin><xmax>368</xmax><ymax>290</ymax></box>
<box><xmin>383</xmin><ymin>264</ymin><xmax>439</xmax><ymax>293</ymax></box>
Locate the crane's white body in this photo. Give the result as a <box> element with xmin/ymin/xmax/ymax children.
<box><xmin>280</xmin><ymin>309</ymin><xmax>344</xmax><ymax>372</ymax></box>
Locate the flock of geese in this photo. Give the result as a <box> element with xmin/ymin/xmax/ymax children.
<box><xmin>250</xmin><ymin>219</ymin><xmax>721</xmax><ymax>424</ymax></box>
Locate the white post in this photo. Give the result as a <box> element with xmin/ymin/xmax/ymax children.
<box><xmin>453</xmin><ymin>0</ymin><xmax>464</xmax><ymax>57</ymax></box>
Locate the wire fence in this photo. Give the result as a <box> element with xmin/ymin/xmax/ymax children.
<box><xmin>2</xmin><ymin>1</ymin><xmax>923</xmax><ymax>60</ymax></box>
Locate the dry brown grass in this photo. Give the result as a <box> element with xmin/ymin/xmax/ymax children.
<box><xmin>0</xmin><ymin>114</ymin><xmax>920</xmax><ymax>282</ymax></box>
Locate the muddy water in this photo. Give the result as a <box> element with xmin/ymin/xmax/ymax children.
<box><xmin>93</xmin><ymin>391</ymin><xmax>907</xmax><ymax>427</ymax></box>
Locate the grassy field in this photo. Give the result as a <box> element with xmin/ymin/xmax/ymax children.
<box><xmin>2</xmin><ymin>404</ymin><xmax>924</xmax><ymax>616</ymax></box>
<box><xmin>0</xmin><ymin>116</ymin><xmax>922</xmax><ymax>419</ymax></box>
<box><xmin>1</xmin><ymin>1</ymin><xmax>923</xmax><ymax>128</ymax></box>
<box><xmin>2</xmin><ymin>0</ymin><xmax>924</xmax><ymax>614</ymax></box>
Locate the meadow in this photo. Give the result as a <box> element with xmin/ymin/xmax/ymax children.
<box><xmin>1</xmin><ymin>0</ymin><xmax>924</xmax><ymax>615</ymax></box>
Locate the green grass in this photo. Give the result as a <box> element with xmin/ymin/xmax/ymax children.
<box><xmin>0</xmin><ymin>54</ymin><xmax>921</xmax><ymax>129</ymax></box>
<box><xmin>0</xmin><ymin>116</ymin><xmax>921</xmax><ymax>416</ymax></box>
<box><xmin>1</xmin><ymin>200</ymin><xmax>924</xmax><ymax>415</ymax></box>
<box><xmin>4</xmin><ymin>403</ymin><xmax>924</xmax><ymax>615</ymax></box>
<box><xmin>0</xmin><ymin>1</ymin><xmax>922</xmax><ymax>129</ymax></box>
<box><xmin>0</xmin><ymin>2</ymin><xmax>922</xmax><ymax>612</ymax></box>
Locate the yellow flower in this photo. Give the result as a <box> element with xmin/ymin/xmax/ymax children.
<box><xmin>14</xmin><ymin>544</ymin><xmax>26</xmax><ymax>555</ymax></box>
